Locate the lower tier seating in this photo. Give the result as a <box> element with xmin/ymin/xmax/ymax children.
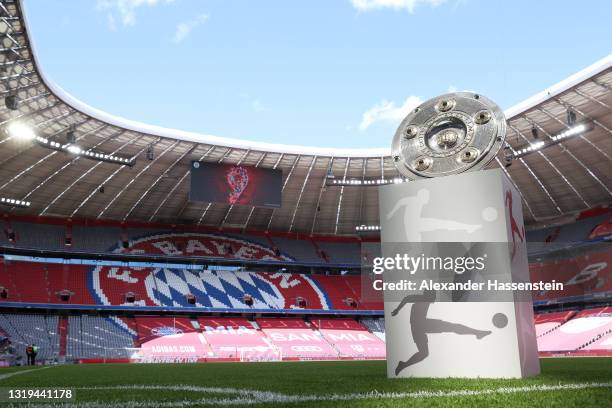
<box><xmin>198</xmin><ymin>317</ymin><xmax>275</xmax><ymax>360</ymax></box>
<box><xmin>257</xmin><ymin>318</ymin><xmax>338</xmax><ymax>360</ymax></box>
<box><xmin>537</xmin><ymin>308</ymin><xmax>612</xmax><ymax>352</ymax></box>
<box><xmin>1</xmin><ymin>307</ymin><xmax>611</xmax><ymax>365</ymax></box>
<box><xmin>66</xmin><ymin>316</ymin><xmax>136</xmax><ymax>360</ymax></box>
<box><xmin>311</xmin><ymin>318</ymin><xmax>385</xmax><ymax>358</ymax></box>
<box><xmin>360</xmin><ymin>318</ymin><xmax>386</xmax><ymax>342</ymax></box>
<box><xmin>534</xmin><ymin>311</ymin><xmax>576</xmax><ymax>337</ymax></box>
<box><xmin>0</xmin><ymin>314</ymin><xmax>59</xmax><ymax>363</ymax></box>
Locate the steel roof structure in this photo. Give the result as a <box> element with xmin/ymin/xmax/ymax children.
<box><xmin>0</xmin><ymin>0</ymin><xmax>610</xmax><ymax>235</ymax></box>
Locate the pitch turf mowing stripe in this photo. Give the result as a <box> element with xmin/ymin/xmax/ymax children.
<box><xmin>10</xmin><ymin>381</ymin><xmax>612</xmax><ymax>407</ymax></box>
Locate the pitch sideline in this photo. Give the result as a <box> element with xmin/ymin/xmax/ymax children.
<box><xmin>9</xmin><ymin>381</ymin><xmax>612</xmax><ymax>407</ymax></box>
<box><xmin>0</xmin><ymin>366</ymin><xmax>53</xmax><ymax>381</ymax></box>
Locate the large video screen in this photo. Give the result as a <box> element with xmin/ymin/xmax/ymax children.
<box><xmin>190</xmin><ymin>162</ymin><xmax>282</xmax><ymax>208</ymax></box>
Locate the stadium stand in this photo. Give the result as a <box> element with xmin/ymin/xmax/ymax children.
<box><xmin>198</xmin><ymin>317</ymin><xmax>276</xmax><ymax>360</ymax></box>
<box><xmin>135</xmin><ymin>316</ymin><xmax>197</xmax><ymax>343</ymax></box>
<box><xmin>1</xmin><ymin>211</ymin><xmax>608</xmax><ymax>262</ymax></box>
<box><xmin>361</xmin><ymin>318</ymin><xmax>386</xmax><ymax>342</ymax></box>
<box><xmin>526</xmin><ymin>213</ymin><xmax>611</xmax><ymax>247</ymax></box>
<box><xmin>534</xmin><ymin>311</ymin><xmax>576</xmax><ymax>337</ymax></box>
<box><xmin>537</xmin><ymin>308</ymin><xmax>612</xmax><ymax>352</ymax></box>
<box><xmin>0</xmin><ymin>220</ymin><xmax>358</xmax><ymax>264</ymax></box>
<box><xmin>1</xmin><ymin>244</ymin><xmax>609</xmax><ymax>309</ymax></box>
<box><xmin>257</xmin><ymin>317</ymin><xmax>338</xmax><ymax>360</ymax></box>
<box><xmin>0</xmin><ymin>259</ymin><xmax>381</xmax><ymax>310</ymax></box>
<box><xmin>582</xmin><ymin>331</ymin><xmax>612</xmax><ymax>351</ymax></box>
<box><xmin>66</xmin><ymin>316</ymin><xmax>135</xmax><ymax>360</ymax></box>
<box><xmin>3</xmin><ymin>307</ymin><xmax>612</xmax><ymax>365</ymax></box>
<box><xmin>530</xmin><ymin>248</ymin><xmax>612</xmax><ymax>304</ymax></box>
<box><xmin>0</xmin><ymin>207</ymin><xmax>609</xmax><ymax>363</ymax></box>
<box><xmin>311</xmin><ymin>318</ymin><xmax>386</xmax><ymax>359</ymax></box>
<box><xmin>0</xmin><ymin>314</ymin><xmax>59</xmax><ymax>363</ymax></box>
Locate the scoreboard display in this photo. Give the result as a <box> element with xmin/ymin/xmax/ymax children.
<box><xmin>190</xmin><ymin>161</ymin><xmax>282</xmax><ymax>208</ymax></box>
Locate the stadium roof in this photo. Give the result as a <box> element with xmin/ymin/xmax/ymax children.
<box><xmin>0</xmin><ymin>0</ymin><xmax>610</xmax><ymax>235</ymax></box>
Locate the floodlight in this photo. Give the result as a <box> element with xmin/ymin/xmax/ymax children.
<box><xmin>7</xmin><ymin>122</ymin><xmax>35</xmax><ymax>140</ymax></box>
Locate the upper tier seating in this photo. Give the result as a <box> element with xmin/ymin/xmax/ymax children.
<box><xmin>526</xmin><ymin>213</ymin><xmax>611</xmax><ymax>246</ymax></box>
<box><xmin>3</xmin><ymin>212</ymin><xmax>609</xmax><ymax>263</ymax></box>
<box><xmin>1</xmin><ymin>222</ymin><xmax>355</xmax><ymax>264</ymax></box>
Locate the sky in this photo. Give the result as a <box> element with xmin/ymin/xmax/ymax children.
<box><xmin>23</xmin><ymin>0</ymin><xmax>612</xmax><ymax>149</ymax></box>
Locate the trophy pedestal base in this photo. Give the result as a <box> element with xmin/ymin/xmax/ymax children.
<box><xmin>378</xmin><ymin>169</ymin><xmax>540</xmax><ymax>379</ymax></box>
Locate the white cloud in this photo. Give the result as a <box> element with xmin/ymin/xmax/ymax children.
<box><xmin>96</xmin><ymin>0</ymin><xmax>176</xmax><ymax>28</ymax></box>
<box><xmin>447</xmin><ymin>85</ymin><xmax>477</xmax><ymax>93</ymax></box>
<box><xmin>251</xmin><ymin>99</ymin><xmax>266</xmax><ymax>112</ymax></box>
<box><xmin>173</xmin><ymin>14</ymin><xmax>209</xmax><ymax>43</ymax></box>
<box><xmin>106</xmin><ymin>13</ymin><xmax>117</xmax><ymax>31</ymax></box>
<box><xmin>350</xmin><ymin>0</ymin><xmax>447</xmax><ymax>13</ymax></box>
<box><xmin>359</xmin><ymin>95</ymin><xmax>422</xmax><ymax>131</ymax></box>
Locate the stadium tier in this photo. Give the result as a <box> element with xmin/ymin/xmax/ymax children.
<box><xmin>0</xmin><ymin>220</ymin><xmax>363</xmax><ymax>265</ymax></box>
<box><xmin>537</xmin><ymin>308</ymin><xmax>612</xmax><ymax>352</ymax></box>
<box><xmin>310</xmin><ymin>318</ymin><xmax>386</xmax><ymax>358</ymax></box>
<box><xmin>534</xmin><ymin>311</ymin><xmax>576</xmax><ymax>337</ymax></box>
<box><xmin>0</xmin><ymin>314</ymin><xmax>59</xmax><ymax>363</ymax></box>
<box><xmin>361</xmin><ymin>318</ymin><xmax>386</xmax><ymax>342</ymax></box>
<box><xmin>1</xmin><ymin>245</ymin><xmax>610</xmax><ymax>308</ymax></box>
<box><xmin>0</xmin><ymin>260</ymin><xmax>382</xmax><ymax>311</ymax></box>
<box><xmin>1</xmin><ymin>308</ymin><xmax>611</xmax><ymax>365</ymax></box>
<box><xmin>530</xmin><ymin>248</ymin><xmax>612</xmax><ymax>304</ymax></box>
<box><xmin>1</xmin><ymin>212</ymin><xmax>610</xmax><ymax>262</ymax></box>
<box><xmin>66</xmin><ymin>315</ymin><xmax>136</xmax><ymax>360</ymax></box>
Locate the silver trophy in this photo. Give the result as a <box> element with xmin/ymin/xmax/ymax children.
<box><xmin>391</xmin><ymin>92</ymin><xmax>506</xmax><ymax>180</ymax></box>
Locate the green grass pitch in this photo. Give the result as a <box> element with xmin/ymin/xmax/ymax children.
<box><xmin>0</xmin><ymin>358</ymin><xmax>610</xmax><ymax>407</ymax></box>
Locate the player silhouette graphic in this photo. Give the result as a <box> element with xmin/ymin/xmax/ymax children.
<box><xmin>391</xmin><ymin>290</ymin><xmax>492</xmax><ymax>376</ymax></box>
<box><xmin>387</xmin><ymin>189</ymin><xmax>482</xmax><ymax>241</ymax></box>
<box><xmin>505</xmin><ymin>190</ymin><xmax>525</xmax><ymax>260</ymax></box>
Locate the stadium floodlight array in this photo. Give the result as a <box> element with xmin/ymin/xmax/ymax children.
<box><xmin>512</xmin><ymin>123</ymin><xmax>591</xmax><ymax>159</ymax></box>
<box><xmin>6</xmin><ymin>122</ymin><xmax>135</xmax><ymax>166</ymax></box>
<box><xmin>355</xmin><ymin>224</ymin><xmax>380</xmax><ymax>231</ymax></box>
<box><xmin>0</xmin><ymin>197</ymin><xmax>31</xmax><ymax>208</ymax></box>
<box><xmin>327</xmin><ymin>177</ymin><xmax>406</xmax><ymax>187</ymax></box>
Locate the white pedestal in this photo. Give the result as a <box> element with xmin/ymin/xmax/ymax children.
<box><xmin>378</xmin><ymin>169</ymin><xmax>540</xmax><ymax>378</ymax></box>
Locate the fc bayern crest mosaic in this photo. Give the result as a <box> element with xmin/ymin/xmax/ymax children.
<box><xmin>89</xmin><ymin>233</ymin><xmax>331</xmax><ymax>310</ymax></box>
<box><xmin>391</xmin><ymin>92</ymin><xmax>507</xmax><ymax>180</ymax></box>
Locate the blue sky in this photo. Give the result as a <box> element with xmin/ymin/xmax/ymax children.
<box><xmin>24</xmin><ymin>0</ymin><xmax>612</xmax><ymax>149</ymax></box>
